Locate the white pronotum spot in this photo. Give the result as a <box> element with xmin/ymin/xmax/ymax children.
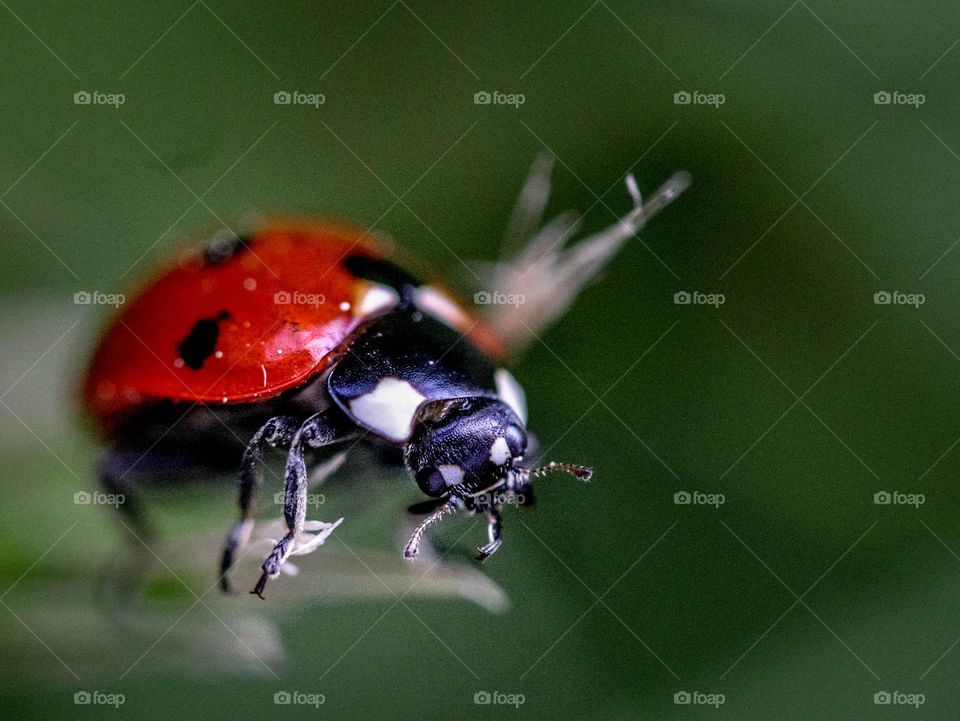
<box><xmin>495</xmin><ymin>368</ymin><xmax>527</xmax><ymax>424</ymax></box>
<box><xmin>349</xmin><ymin>377</ymin><xmax>426</xmax><ymax>442</ymax></box>
<box><xmin>413</xmin><ymin>286</ymin><xmax>469</xmax><ymax>329</ymax></box>
<box><xmin>356</xmin><ymin>283</ymin><xmax>400</xmax><ymax>317</ymax></box>
<box><xmin>489</xmin><ymin>436</ymin><xmax>511</xmax><ymax>465</ymax></box>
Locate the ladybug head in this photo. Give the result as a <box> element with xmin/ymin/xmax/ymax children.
<box><xmin>405</xmin><ymin>397</ymin><xmax>527</xmax><ymax>497</ymax></box>
<box><xmin>404</xmin><ymin>397</ymin><xmax>593</xmax><ymax>499</ymax></box>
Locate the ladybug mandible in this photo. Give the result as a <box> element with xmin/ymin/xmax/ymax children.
<box><xmin>82</xmin><ymin>159</ymin><xmax>689</xmax><ymax>599</ymax></box>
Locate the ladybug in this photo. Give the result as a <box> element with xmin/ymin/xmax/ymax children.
<box><xmin>82</xmin><ymin>160</ymin><xmax>688</xmax><ymax>599</ymax></box>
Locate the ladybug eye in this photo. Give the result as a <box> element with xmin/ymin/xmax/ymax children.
<box><xmin>504</xmin><ymin>424</ymin><xmax>526</xmax><ymax>456</ymax></box>
<box><xmin>415</xmin><ymin>468</ymin><xmax>446</xmax><ymax>495</ymax></box>
<box><xmin>415</xmin><ymin>465</ymin><xmax>466</xmax><ymax>495</ymax></box>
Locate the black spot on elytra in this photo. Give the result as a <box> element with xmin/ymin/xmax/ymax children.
<box><xmin>178</xmin><ymin>311</ymin><xmax>229</xmax><ymax>370</ymax></box>
<box><xmin>203</xmin><ymin>233</ymin><xmax>250</xmax><ymax>266</ymax></box>
<box><xmin>343</xmin><ymin>255</ymin><xmax>420</xmax><ymax>291</ymax></box>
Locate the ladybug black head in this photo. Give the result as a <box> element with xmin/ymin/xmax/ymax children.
<box><xmin>405</xmin><ymin>397</ymin><xmax>527</xmax><ymax>497</ymax></box>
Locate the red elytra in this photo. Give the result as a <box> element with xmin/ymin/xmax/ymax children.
<box><xmin>83</xmin><ymin>222</ymin><xmax>504</xmax><ymax>431</ymax></box>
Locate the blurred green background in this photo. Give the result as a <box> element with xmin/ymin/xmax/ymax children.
<box><xmin>3</xmin><ymin>1</ymin><xmax>960</xmax><ymax>719</ymax></box>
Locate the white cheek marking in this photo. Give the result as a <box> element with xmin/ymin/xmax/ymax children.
<box><xmin>495</xmin><ymin>368</ymin><xmax>527</xmax><ymax>424</ymax></box>
<box><xmin>349</xmin><ymin>377</ymin><xmax>426</xmax><ymax>442</ymax></box>
<box><xmin>489</xmin><ymin>437</ymin><xmax>511</xmax><ymax>465</ymax></box>
<box><xmin>356</xmin><ymin>283</ymin><xmax>400</xmax><ymax>317</ymax></box>
<box><xmin>414</xmin><ymin>286</ymin><xmax>468</xmax><ymax>329</ymax></box>
<box><xmin>438</xmin><ymin>464</ymin><xmax>464</xmax><ymax>487</ymax></box>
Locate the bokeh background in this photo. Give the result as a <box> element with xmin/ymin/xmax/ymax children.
<box><xmin>3</xmin><ymin>1</ymin><xmax>960</xmax><ymax>719</ymax></box>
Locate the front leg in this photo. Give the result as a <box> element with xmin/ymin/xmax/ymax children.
<box><xmin>404</xmin><ymin>494</ymin><xmax>504</xmax><ymax>561</ymax></box>
<box><xmin>251</xmin><ymin>410</ymin><xmax>352</xmax><ymax>599</ymax></box>
<box><xmin>404</xmin><ymin>497</ymin><xmax>458</xmax><ymax>559</ymax></box>
<box><xmin>476</xmin><ymin>506</ymin><xmax>502</xmax><ymax>560</ymax></box>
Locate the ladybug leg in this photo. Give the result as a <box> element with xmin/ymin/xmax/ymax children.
<box><xmin>98</xmin><ymin>450</ymin><xmax>154</xmax><ymax>539</ymax></box>
<box><xmin>251</xmin><ymin>411</ymin><xmax>351</xmax><ymax>599</ymax></box>
<box><xmin>475</xmin><ymin>506</ymin><xmax>503</xmax><ymax>561</ymax></box>
<box><xmin>219</xmin><ymin>415</ymin><xmax>299</xmax><ymax>592</ymax></box>
<box><xmin>403</xmin><ymin>497</ymin><xmax>458</xmax><ymax>559</ymax></box>
<box><xmin>98</xmin><ymin>448</ymin><xmax>194</xmax><ymax>536</ymax></box>
<box><xmin>97</xmin><ymin>449</ymin><xmax>191</xmax><ymax>596</ymax></box>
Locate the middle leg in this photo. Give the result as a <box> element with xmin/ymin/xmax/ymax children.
<box><xmin>220</xmin><ymin>415</ymin><xmax>299</xmax><ymax>591</ymax></box>
<box><xmin>251</xmin><ymin>410</ymin><xmax>354</xmax><ymax>598</ymax></box>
